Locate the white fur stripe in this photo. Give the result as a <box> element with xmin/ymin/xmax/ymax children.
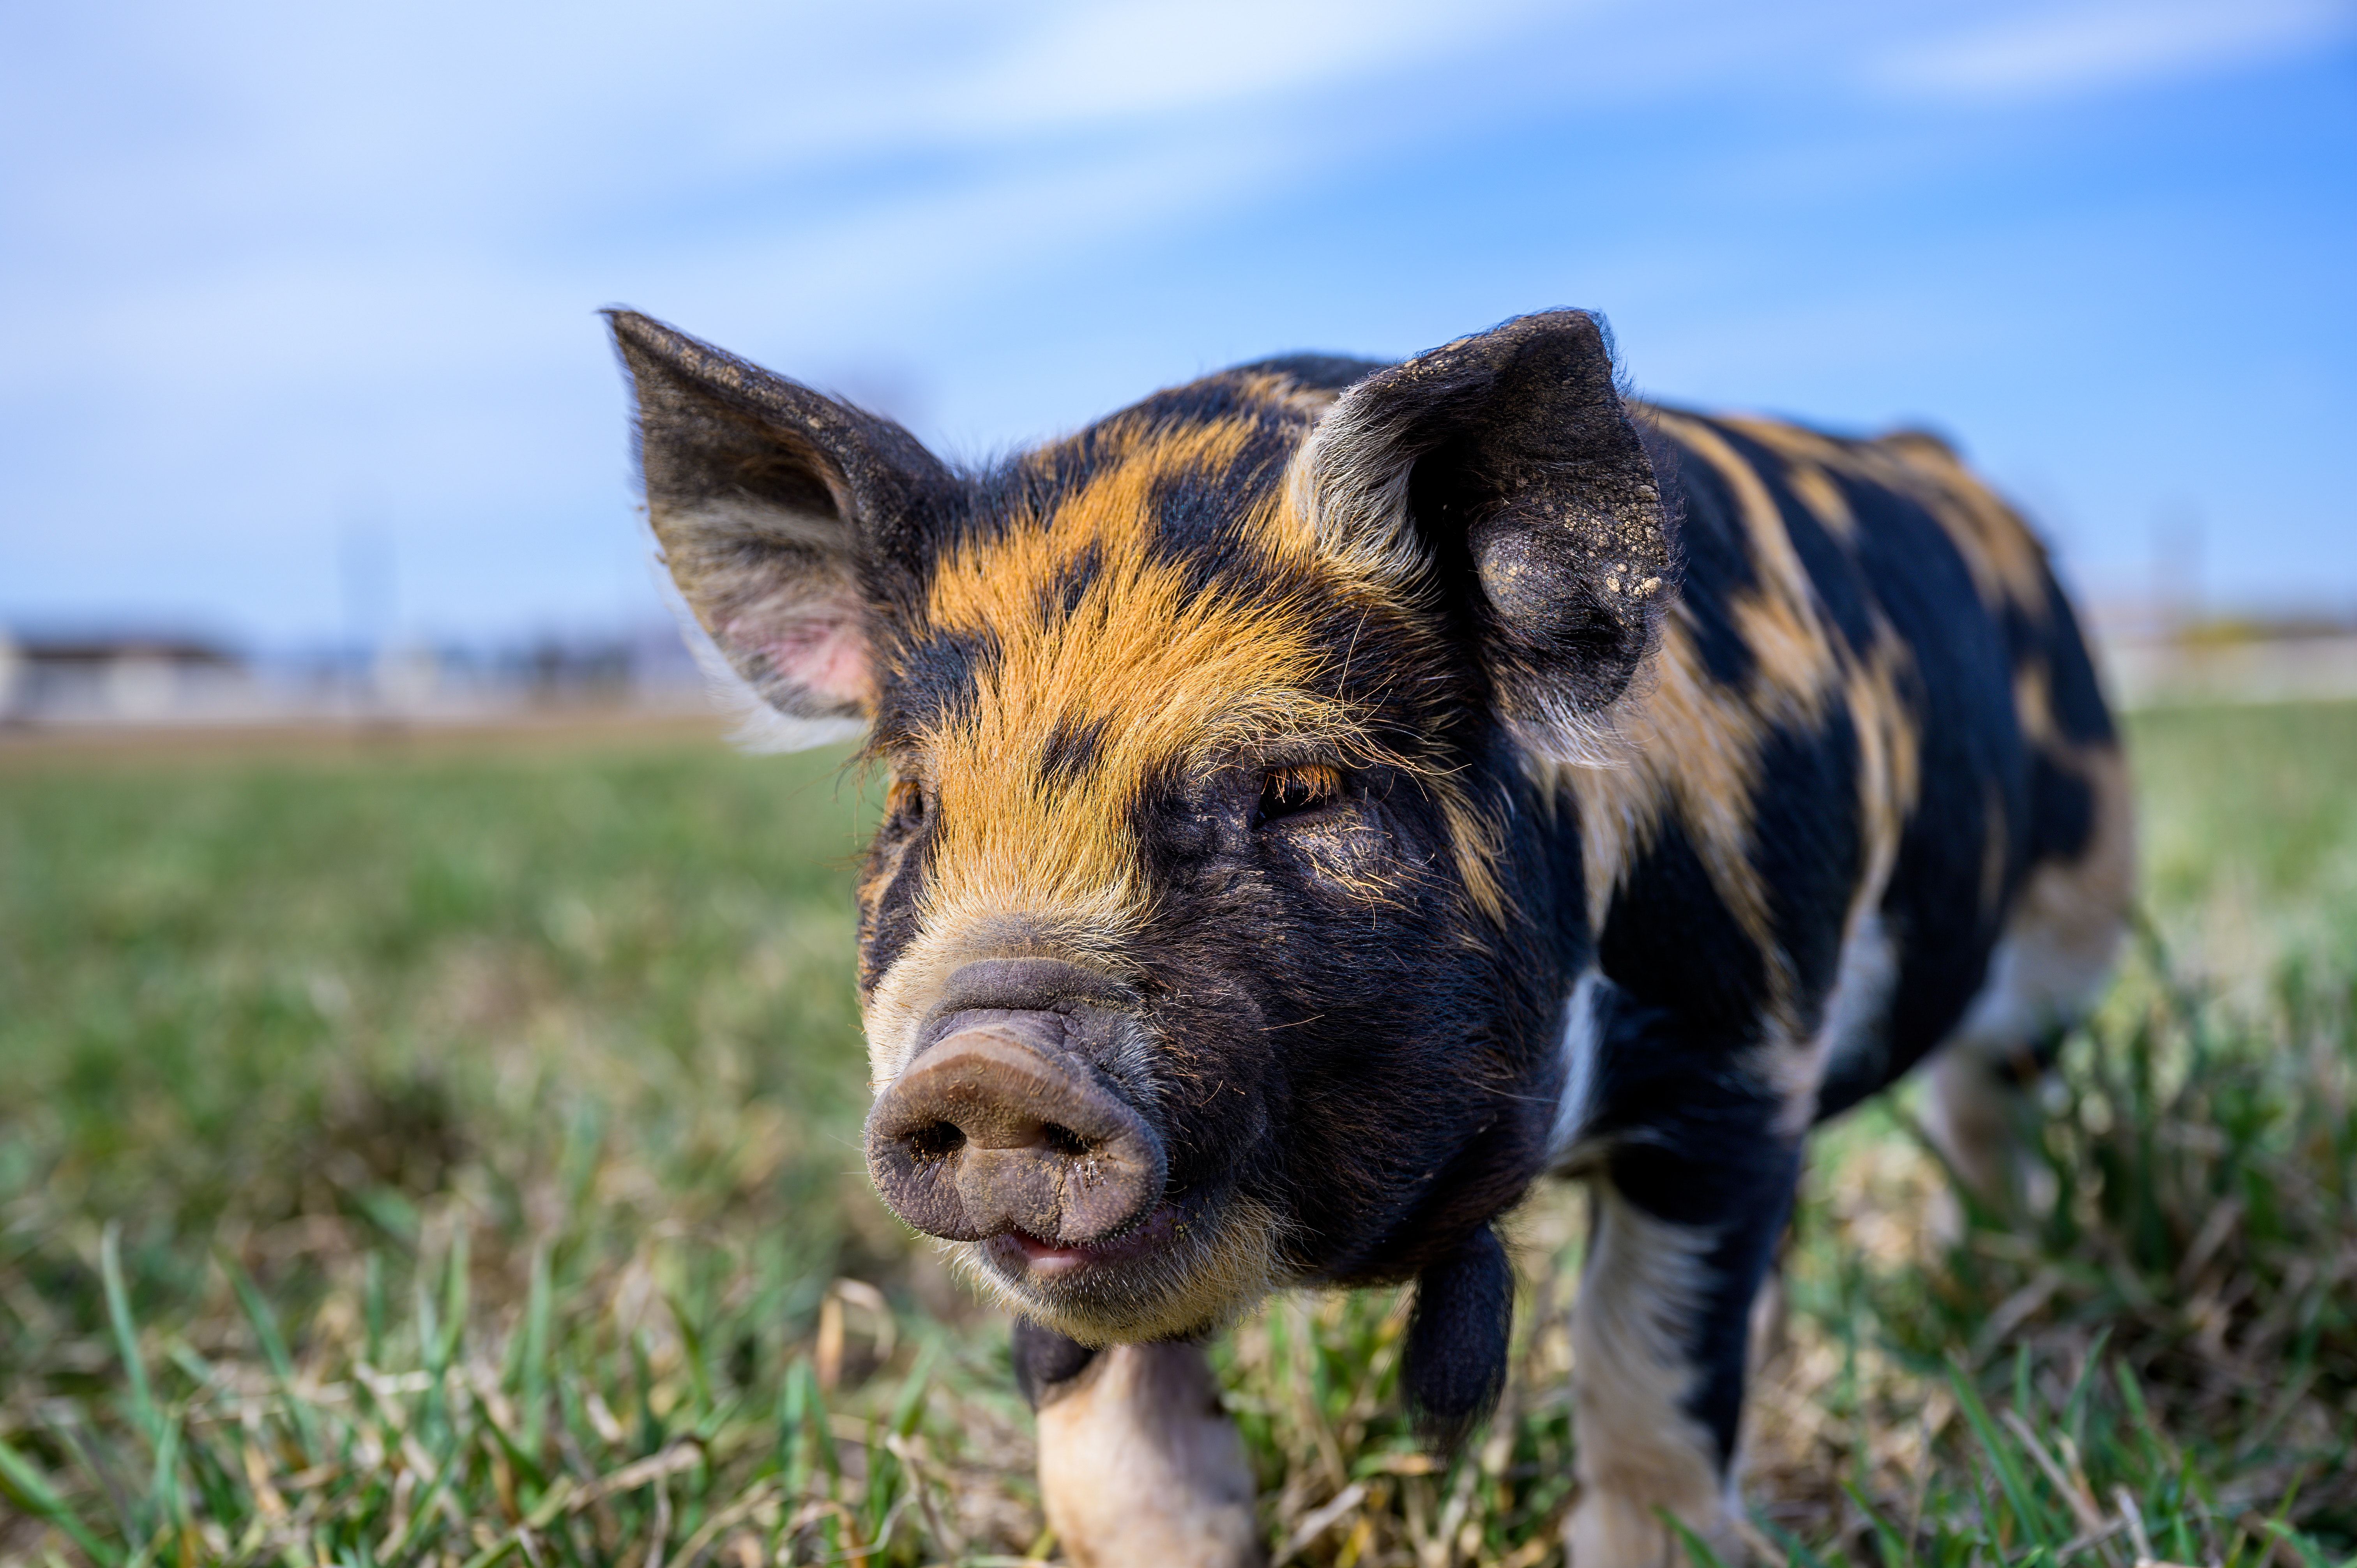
<box><xmin>1547</xmin><ymin>969</ymin><xmax>1610</xmax><ymax>1167</ymax></box>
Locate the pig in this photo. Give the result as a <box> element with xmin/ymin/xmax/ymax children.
<box><xmin>606</xmin><ymin>307</ymin><xmax>2133</xmax><ymax>1567</ymax></box>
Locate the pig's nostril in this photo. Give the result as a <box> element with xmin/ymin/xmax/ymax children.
<box><xmin>906</xmin><ymin>1121</ymin><xmax>966</xmax><ymax>1161</ymax></box>
<box><xmin>1042</xmin><ymin>1123</ymin><xmax>1091</xmax><ymax>1158</ymax></box>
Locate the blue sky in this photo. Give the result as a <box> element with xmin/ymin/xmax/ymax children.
<box><xmin>4</xmin><ymin>0</ymin><xmax>2352</xmax><ymax>648</ymax></box>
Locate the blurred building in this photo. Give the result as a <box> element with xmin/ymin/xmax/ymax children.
<box><xmin>0</xmin><ymin>629</ymin><xmax>253</xmax><ymax>724</ymax></box>
<box><xmin>2098</xmin><ymin>614</ymin><xmax>2357</xmax><ymax>710</ymax></box>
<box><xmin>0</xmin><ymin>621</ymin><xmax>710</xmax><ymax>729</ymax></box>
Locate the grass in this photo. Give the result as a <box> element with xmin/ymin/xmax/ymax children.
<box><xmin>1</xmin><ymin>704</ymin><xmax>2353</xmax><ymax>1567</ymax></box>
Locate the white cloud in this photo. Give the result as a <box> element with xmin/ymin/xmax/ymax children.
<box><xmin>1869</xmin><ymin>0</ymin><xmax>2355</xmax><ymax>99</ymax></box>
<box><xmin>925</xmin><ymin>0</ymin><xmax>1552</xmax><ymax>132</ymax></box>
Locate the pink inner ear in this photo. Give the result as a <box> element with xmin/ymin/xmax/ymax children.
<box><xmin>729</xmin><ymin>601</ymin><xmax>871</xmax><ymax>709</ymax></box>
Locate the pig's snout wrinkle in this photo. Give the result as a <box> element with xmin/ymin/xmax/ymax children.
<box><xmin>865</xmin><ymin>1021</ymin><xmax>1166</xmax><ymax>1246</ymax></box>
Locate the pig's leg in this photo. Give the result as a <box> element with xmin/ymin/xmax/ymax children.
<box><xmin>1924</xmin><ymin>790</ymin><xmax>2133</xmax><ymax>1211</ymax></box>
<box><xmin>1014</xmin><ymin>1319</ymin><xmax>1264</xmax><ymax>1568</ymax></box>
<box><xmin>1923</xmin><ymin>1026</ymin><xmax>2064</xmax><ymax>1213</ymax></box>
<box><xmin>1566</xmin><ymin>1146</ymin><xmax>1800</xmax><ymax>1568</ymax></box>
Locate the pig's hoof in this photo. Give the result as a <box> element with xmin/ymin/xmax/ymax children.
<box><xmin>1567</xmin><ymin>1490</ymin><xmax>1738</xmax><ymax>1568</ymax></box>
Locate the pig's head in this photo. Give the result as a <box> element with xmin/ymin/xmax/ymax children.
<box><xmin>610</xmin><ymin>309</ymin><xmax>1676</xmax><ymax>1429</ymax></box>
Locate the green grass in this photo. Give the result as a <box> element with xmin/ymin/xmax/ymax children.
<box><xmin>2</xmin><ymin>707</ymin><xmax>2353</xmax><ymax>1567</ymax></box>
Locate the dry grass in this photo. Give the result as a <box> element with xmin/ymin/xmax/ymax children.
<box><xmin>2</xmin><ymin>703</ymin><xmax>2353</xmax><ymax>1566</ymax></box>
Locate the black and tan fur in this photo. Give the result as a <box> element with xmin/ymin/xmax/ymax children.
<box><xmin>608</xmin><ymin>309</ymin><xmax>2132</xmax><ymax>1567</ymax></box>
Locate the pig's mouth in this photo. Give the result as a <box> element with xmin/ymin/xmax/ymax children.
<box><xmin>981</xmin><ymin>1198</ymin><xmax>1184</xmax><ymax>1281</ymax></box>
<box><xmin>950</xmin><ymin>1181</ymin><xmax>1285</xmax><ymax>1344</ymax></box>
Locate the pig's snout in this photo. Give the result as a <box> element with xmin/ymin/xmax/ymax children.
<box><xmin>865</xmin><ymin>1021</ymin><xmax>1166</xmax><ymax>1245</ymax></box>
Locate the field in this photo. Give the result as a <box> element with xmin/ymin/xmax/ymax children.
<box><xmin>2</xmin><ymin>704</ymin><xmax>2353</xmax><ymax>1567</ymax></box>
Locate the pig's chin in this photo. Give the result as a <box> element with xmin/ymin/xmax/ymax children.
<box><xmin>942</xmin><ymin>1187</ymin><xmax>1289</xmax><ymax>1346</ymax></box>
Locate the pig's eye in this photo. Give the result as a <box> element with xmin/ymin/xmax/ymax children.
<box><xmin>1256</xmin><ymin>763</ymin><xmax>1342</xmax><ymax>826</ymax></box>
<box><xmin>886</xmin><ymin>778</ymin><xmax>927</xmax><ymax>829</ymax></box>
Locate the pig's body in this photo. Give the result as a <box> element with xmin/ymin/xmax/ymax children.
<box><xmin>610</xmin><ymin>309</ymin><xmax>2132</xmax><ymax>1567</ymax></box>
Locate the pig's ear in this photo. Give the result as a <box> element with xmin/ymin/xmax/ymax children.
<box><xmin>1293</xmin><ymin>310</ymin><xmax>1677</xmax><ymax>759</ymax></box>
<box><xmin>608</xmin><ymin>310</ymin><xmax>959</xmax><ymax>750</ymax></box>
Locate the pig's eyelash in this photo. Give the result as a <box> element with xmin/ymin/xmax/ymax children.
<box><xmin>1255</xmin><ymin>762</ymin><xmax>1346</xmax><ymax>827</ymax></box>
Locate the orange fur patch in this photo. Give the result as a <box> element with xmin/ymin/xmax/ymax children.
<box><xmin>896</xmin><ymin>413</ymin><xmax>1504</xmax><ymax>954</ymax></box>
<box><xmin>913</xmin><ymin>421</ymin><xmax>1335</xmax><ymax>936</ymax></box>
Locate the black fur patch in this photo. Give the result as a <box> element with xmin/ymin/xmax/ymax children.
<box><xmin>1590</xmin><ymin>999</ymin><xmax>1791</xmax><ymax>1229</ymax></box>
<box><xmin>1750</xmin><ymin>706</ymin><xmax>1865</xmax><ymax>1032</ymax></box>
<box><xmin>1039</xmin><ymin>714</ymin><xmax>1110</xmax><ymax>786</ymax></box>
<box><xmin>1036</xmin><ymin>539</ymin><xmax>1104</xmax><ymax>623</ymax></box>
<box><xmin>1597</xmin><ymin>816</ymin><xmax>1769</xmax><ymax>1042</ymax></box>
<box><xmin>2028</xmin><ymin>749</ymin><xmax>2097</xmax><ymax>864</ymax></box>
<box><xmin>1649</xmin><ymin>427</ymin><xmax>1759</xmax><ymax>690</ymax></box>
<box><xmin>1145</xmin><ymin>462</ymin><xmax>1303</xmax><ymax>602</ymax></box>
<box><xmin>1011</xmin><ymin>1317</ymin><xmax>1100</xmax><ymax>1409</ymax></box>
<box><xmin>1228</xmin><ymin>353</ymin><xmax>1389</xmax><ymax>391</ymax></box>
<box><xmin>856</xmin><ymin>821</ymin><xmax>932</xmax><ymax>999</ymax></box>
<box><xmin>2037</xmin><ymin>576</ymin><xmax>2118</xmax><ymax>747</ymax></box>
<box><xmin>878</xmin><ymin>623</ymin><xmax>998</xmax><ymax>747</ymax></box>
<box><xmin>1673</xmin><ymin>1144</ymin><xmax>1802</xmax><ymax>1468</ymax></box>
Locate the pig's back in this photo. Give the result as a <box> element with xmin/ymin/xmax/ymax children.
<box><xmin>1559</xmin><ymin>407</ymin><xmax>2131</xmax><ymax>1116</ymax></box>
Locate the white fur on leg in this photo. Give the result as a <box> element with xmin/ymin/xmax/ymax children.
<box><xmin>1035</xmin><ymin>1342</ymin><xmax>1263</xmax><ymax>1568</ymax></box>
<box><xmin>1565</xmin><ymin>1194</ymin><xmax>1735</xmax><ymax>1568</ymax></box>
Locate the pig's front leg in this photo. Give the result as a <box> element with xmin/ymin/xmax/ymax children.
<box><xmin>1565</xmin><ymin>1037</ymin><xmax>1803</xmax><ymax>1567</ymax></box>
<box><xmin>1014</xmin><ymin>1319</ymin><xmax>1264</xmax><ymax>1568</ymax></box>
